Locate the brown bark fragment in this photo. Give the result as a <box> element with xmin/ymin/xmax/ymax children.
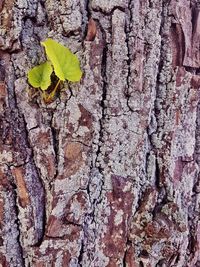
<box><xmin>0</xmin><ymin>82</ymin><xmax>7</xmax><ymax>116</ymax></box>
<box><xmin>46</xmin><ymin>215</ymin><xmax>64</xmax><ymax>237</ymax></box>
<box><xmin>170</xmin><ymin>23</ymin><xmax>185</xmax><ymax>67</ymax></box>
<box><xmin>102</xmin><ymin>175</ymin><xmax>133</xmax><ymax>258</ymax></box>
<box><xmin>0</xmin><ymin>0</ymin><xmax>5</xmax><ymax>12</ymax></box>
<box><xmin>125</xmin><ymin>246</ymin><xmax>139</xmax><ymax>267</ymax></box>
<box><xmin>64</xmin><ymin>191</ymin><xmax>88</xmax><ymax>224</ymax></box>
<box><xmin>0</xmin><ymin>82</ymin><xmax>6</xmax><ymax>98</ymax></box>
<box><xmin>0</xmin><ymin>0</ymin><xmax>14</xmax><ymax>30</ymax></box>
<box><xmin>11</xmin><ymin>167</ymin><xmax>30</xmax><ymax>208</ymax></box>
<box><xmin>191</xmin><ymin>75</ymin><xmax>200</xmax><ymax>89</ymax></box>
<box><xmin>0</xmin><ymin>253</ymin><xmax>8</xmax><ymax>267</ymax></box>
<box><xmin>64</xmin><ymin>142</ymin><xmax>84</xmax><ymax>176</ymax></box>
<box><xmin>47</xmin><ymin>191</ymin><xmax>89</xmax><ymax>238</ymax></box>
<box><xmin>170</xmin><ymin>0</ymin><xmax>200</xmax><ymax>68</ymax></box>
<box><xmin>86</xmin><ymin>18</ymin><xmax>97</xmax><ymax>41</ymax></box>
<box><xmin>62</xmin><ymin>251</ymin><xmax>71</xmax><ymax>266</ymax></box>
<box><xmin>47</xmin><ymin>214</ymin><xmax>82</xmax><ymax>239</ymax></box>
<box><xmin>33</xmin><ymin>262</ymin><xmax>46</xmax><ymax>267</ymax></box>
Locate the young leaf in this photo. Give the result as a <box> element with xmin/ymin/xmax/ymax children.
<box><xmin>41</xmin><ymin>38</ymin><xmax>82</xmax><ymax>82</ymax></box>
<box><xmin>28</xmin><ymin>61</ymin><xmax>53</xmax><ymax>90</ymax></box>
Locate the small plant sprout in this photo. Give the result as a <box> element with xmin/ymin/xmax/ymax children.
<box><xmin>28</xmin><ymin>38</ymin><xmax>82</xmax><ymax>103</ymax></box>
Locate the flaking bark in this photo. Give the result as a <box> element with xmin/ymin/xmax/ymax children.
<box><xmin>0</xmin><ymin>0</ymin><xmax>200</xmax><ymax>266</ymax></box>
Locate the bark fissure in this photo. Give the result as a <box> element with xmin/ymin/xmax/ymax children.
<box><xmin>50</xmin><ymin>113</ymin><xmax>59</xmax><ymax>180</ymax></box>
<box><xmin>77</xmin><ymin>240</ymin><xmax>84</xmax><ymax>266</ymax></box>
<box><xmin>125</xmin><ymin>0</ymin><xmax>133</xmax><ymax>112</ymax></box>
<box><xmin>9</xmin><ymin>169</ymin><xmax>26</xmax><ymax>266</ymax></box>
<box><xmin>94</xmin><ymin>29</ymin><xmax>108</xmax><ymax>172</ymax></box>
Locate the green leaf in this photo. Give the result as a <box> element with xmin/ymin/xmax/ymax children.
<box><xmin>41</xmin><ymin>38</ymin><xmax>82</xmax><ymax>82</ymax></box>
<box><xmin>28</xmin><ymin>61</ymin><xmax>53</xmax><ymax>90</ymax></box>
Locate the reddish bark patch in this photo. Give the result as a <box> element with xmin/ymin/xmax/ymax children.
<box><xmin>102</xmin><ymin>175</ymin><xmax>134</xmax><ymax>258</ymax></box>
<box><xmin>144</xmin><ymin>214</ymin><xmax>173</xmax><ymax>239</ymax></box>
<box><xmin>176</xmin><ymin>67</ymin><xmax>186</xmax><ymax>87</ymax></box>
<box><xmin>64</xmin><ymin>191</ymin><xmax>88</xmax><ymax>225</ymax></box>
<box><xmin>86</xmin><ymin>18</ymin><xmax>97</xmax><ymax>41</ymax></box>
<box><xmin>33</xmin><ymin>262</ymin><xmax>46</xmax><ymax>267</ymax></box>
<box><xmin>11</xmin><ymin>166</ymin><xmax>30</xmax><ymax>208</ymax></box>
<box><xmin>0</xmin><ymin>253</ymin><xmax>8</xmax><ymax>266</ymax></box>
<box><xmin>0</xmin><ymin>0</ymin><xmax>14</xmax><ymax>30</ymax></box>
<box><xmin>47</xmin><ymin>214</ymin><xmax>82</xmax><ymax>240</ymax></box>
<box><xmin>0</xmin><ymin>82</ymin><xmax>6</xmax><ymax>111</ymax></box>
<box><xmin>64</xmin><ymin>142</ymin><xmax>84</xmax><ymax>176</ymax></box>
<box><xmin>0</xmin><ymin>168</ymin><xmax>12</xmax><ymax>191</ymax></box>
<box><xmin>35</xmin><ymin>131</ymin><xmax>51</xmax><ymax>148</ymax></box>
<box><xmin>87</xmin><ymin>25</ymin><xmax>105</xmax><ymax>85</ymax></box>
<box><xmin>125</xmin><ymin>246</ymin><xmax>139</xmax><ymax>267</ymax></box>
<box><xmin>137</xmin><ymin>187</ymin><xmax>158</xmax><ymax>214</ymax></box>
<box><xmin>64</xmin><ymin>142</ymin><xmax>82</xmax><ymax>161</ymax></box>
<box><xmin>46</xmin><ymin>215</ymin><xmax>64</xmax><ymax>237</ymax></box>
<box><xmin>62</xmin><ymin>251</ymin><xmax>71</xmax><ymax>266</ymax></box>
<box><xmin>0</xmin><ymin>0</ymin><xmax>4</xmax><ymax>12</ymax></box>
<box><xmin>40</xmin><ymin>154</ymin><xmax>55</xmax><ymax>180</ymax></box>
<box><xmin>78</xmin><ymin>104</ymin><xmax>93</xmax><ymax>129</ymax></box>
<box><xmin>47</xmin><ymin>192</ymin><xmax>88</xmax><ymax>239</ymax></box>
<box><xmin>190</xmin><ymin>75</ymin><xmax>200</xmax><ymax>89</ymax></box>
<box><xmin>175</xmin><ymin>109</ymin><xmax>180</xmax><ymax>125</ymax></box>
<box><xmin>170</xmin><ymin>23</ymin><xmax>185</xmax><ymax>67</ymax></box>
<box><xmin>170</xmin><ymin>1</ymin><xmax>200</xmax><ymax>68</ymax></box>
<box><xmin>107</xmin><ymin>258</ymin><xmax>120</xmax><ymax>267</ymax></box>
<box><xmin>173</xmin><ymin>157</ymin><xmax>184</xmax><ymax>182</ymax></box>
<box><xmin>33</xmin><ymin>247</ymin><xmax>76</xmax><ymax>267</ymax></box>
<box><xmin>0</xmin><ymin>82</ymin><xmax>6</xmax><ymax>98</ymax></box>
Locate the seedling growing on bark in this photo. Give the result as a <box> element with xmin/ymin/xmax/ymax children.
<box><xmin>28</xmin><ymin>38</ymin><xmax>82</xmax><ymax>103</ymax></box>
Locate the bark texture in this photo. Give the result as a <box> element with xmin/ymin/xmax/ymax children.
<box><xmin>1</xmin><ymin>0</ymin><xmax>200</xmax><ymax>266</ymax></box>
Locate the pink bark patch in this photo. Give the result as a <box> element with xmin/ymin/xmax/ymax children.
<box><xmin>102</xmin><ymin>175</ymin><xmax>134</xmax><ymax>258</ymax></box>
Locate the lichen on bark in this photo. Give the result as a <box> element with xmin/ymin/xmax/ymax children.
<box><xmin>1</xmin><ymin>0</ymin><xmax>200</xmax><ymax>266</ymax></box>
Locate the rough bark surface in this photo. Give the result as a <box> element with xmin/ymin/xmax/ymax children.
<box><xmin>1</xmin><ymin>0</ymin><xmax>200</xmax><ymax>266</ymax></box>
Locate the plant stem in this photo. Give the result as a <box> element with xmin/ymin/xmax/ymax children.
<box><xmin>48</xmin><ymin>79</ymin><xmax>61</xmax><ymax>100</ymax></box>
<box><xmin>50</xmin><ymin>79</ymin><xmax>61</xmax><ymax>96</ymax></box>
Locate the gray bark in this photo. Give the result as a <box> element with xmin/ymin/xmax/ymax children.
<box><xmin>0</xmin><ymin>0</ymin><xmax>200</xmax><ymax>266</ymax></box>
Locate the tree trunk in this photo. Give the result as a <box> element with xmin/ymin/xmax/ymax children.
<box><xmin>1</xmin><ymin>0</ymin><xmax>200</xmax><ymax>266</ymax></box>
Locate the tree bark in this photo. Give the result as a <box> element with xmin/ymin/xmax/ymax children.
<box><xmin>1</xmin><ymin>0</ymin><xmax>200</xmax><ymax>266</ymax></box>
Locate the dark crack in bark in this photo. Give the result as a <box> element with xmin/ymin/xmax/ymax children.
<box><xmin>8</xmin><ymin>168</ymin><xmax>25</xmax><ymax>267</ymax></box>
<box><xmin>125</xmin><ymin>0</ymin><xmax>134</xmax><ymax>113</ymax></box>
